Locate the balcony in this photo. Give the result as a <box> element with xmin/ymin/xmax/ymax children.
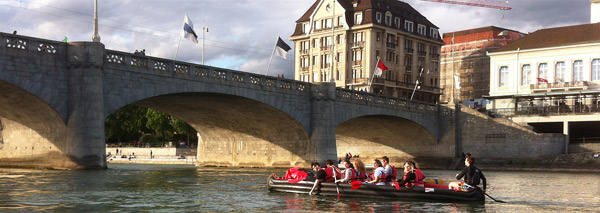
<box><xmin>531</xmin><ymin>81</ymin><xmax>588</xmax><ymax>92</ymax></box>
<box><xmin>320</xmin><ymin>45</ymin><xmax>331</xmax><ymax>51</ymax></box>
<box><xmin>418</xmin><ymin>50</ymin><xmax>427</xmax><ymax>57</ymax></box>
<box><xmin>404</xmin><ymin>48</ymin><xmax>414</xmax><ymax>54</ymax></box>
<box><xmin>351</xmin><ymin>41</ymin><xmax>365</xmax><ymax>48</ymax></box>
<box><xmin>345</xmin><ymin>78</ymin><xmax>370</xmax><ymax>85</ymax></box>
<box><xmin>405</xmin><ymin>66</ymin><xmax>412</xmax><ymax>71</ymax></box>
<box><xmin>430</xmin><ymin>53</ymin><xmax>440</xmax><ymax>58</ymax></box>
<box><xmin>301</xmin><ymin>67</ymin><xmax>309</xmax><ymax>71</ymax></box>
<box><xmin>490</xmin><ymin>104</ymin><xmax>600</xmax><ymax>117</ymax></box>
<box><xmin>352</xmin><ymin>60</ymin><xmax>362</xmax><ymax>66</ymax></box>
<box><xmin>299</xmin><ymin>49</ymin><xmax>309</xmax><ymax>55</ymax></box>
<box><xmin>386</xmin><ymin>42</ymin><xmax>397</xmax><ymax>49</ymax></box>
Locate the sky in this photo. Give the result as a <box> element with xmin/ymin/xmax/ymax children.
<box><xmin>0</xmin><ymin>0</ymin><xmax>592</xmax><ymax>78</ymax></box>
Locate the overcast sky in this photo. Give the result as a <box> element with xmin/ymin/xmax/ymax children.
<box><xmin>0</xmin><ymin>0</ymin><xmax>592</xmax><ymax>78</ymax></box>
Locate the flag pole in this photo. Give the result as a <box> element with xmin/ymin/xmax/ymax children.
<box><xmin>410</xmin><ymin>67</ymin><xmax>424</xmax><ymax>100</ymax></box>
<box><xmin>368</xmin><ymin>57</ymin><xmax>380</xmax><ymax>93</ymax></box>
<box><xmin>264</xmin><ymin>36</ymin><xmax>278</xmax><ymax>76</ymax></box>
<box><xmin>174</xmin><ymin>37</ymin><xmax>182</xmax><ymax>60</ymax></box>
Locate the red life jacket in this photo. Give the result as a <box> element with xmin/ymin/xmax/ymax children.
<box><xmin>368</xmin><ymin>168</ymin><xmax>387</xmax><ymax>182</ymax></box>
<box><xmin>284</xmin><ymin>167</ymin><xmax>308</xmax><ymax>184</ymax></box>
<box><xmin>389</xmin><ymin>165</ymin><xmax>397</xmax><ymax>180</ymax></box>
<box><xmin>323</xmin><ymin>167</ymin><xmax>340</xmax><ymax>182</ymax></box>
<box><xmin>414</xmin><ymin>169</ymin><xmax>425</xmax><ymax>186</ymax></box>
<box><xmin>356</xmin><ymin>170</ymin><xmax>367</xmax><ymax>181</ymax></box>
<box><xmin>343</xmin><ymin>168</ymin><xmax>357</xmax><ymax>182</ymax></box>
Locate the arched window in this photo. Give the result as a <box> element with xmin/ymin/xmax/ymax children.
<box><xmin>538</xmin><ymin>63</ymin><xmax>548</xmax><ymax>83</ymax></box>
<box><xmin>573</xmin><ymin>60</ymin><xmax>583</xmax><ymax>82</ymax></box>
<box><xmin>555</xmin><ymin>62</ymin><xmax>565</xmax><ymax>82</ymax></box>
<box><xmin>499</xmin><ymin>66</ymin><xmax>509</xmax><ymax>87</ymax></box>
<box><xmin>522</xmin><ymin>64</ymin><xmax>531</xmax><ymax>85</ymax></box>
<box><xmin>592</xmin><ymin>59</ymin><xmax>600</xmax><ymax>81</ymax></box>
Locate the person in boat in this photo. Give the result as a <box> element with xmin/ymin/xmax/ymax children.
<box><xmin>395</xmin><ymin>161</ymin><xmax>426</xmax><ymax>188</ymax></box>
<box><xmin>449</xmin><ymin>156</ymin><xmax>487</xmax><ymax>192</ymax></box>
<box><xmin>354</xmin><ymin>159</ymin><xmax>367</xmax><ymax>182</ymax></box>
<box><xmin>381</xmin><ymin>156</ymin><xmax>397</xmax><ymax>183</ymax></box>
<box><xmin>334</xmin><ymin>159</ymin><xmax>356</xmax><ymax>183</ymax></box>
<box><xmin>325</xmin><ymin>160</ymin><xmax>342</xmax><ymax>182</ymax></box>
<box><xmin>309</xmin><ymin>162</ymin><xmax>328</xmax><ymax>195</ymax></box>
<box><xmin>366</xmin><ymin>159</ymin><xmax>386</xmax><ymax>185</ymax></box>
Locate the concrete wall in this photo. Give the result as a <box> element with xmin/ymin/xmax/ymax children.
<box><xmin>569</xmin><ymin>143</ymin><xmax>600</xmax><ymax>153</ymax></box>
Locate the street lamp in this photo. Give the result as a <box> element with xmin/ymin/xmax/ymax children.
<box><xmin>92</xmin><ymin>0</ymin><xmax>101</xmax><ymax>42</ymax></box>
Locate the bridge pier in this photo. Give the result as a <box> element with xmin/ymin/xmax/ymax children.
<box><xmin>308</xmin><ymin>83</ymin><xmax>338</xmax><ymax>164</ymax></box>
<box><xmin>63</xmin><ymin>42</ymin><xmax>107</xmax><ymax>169</ymax></box>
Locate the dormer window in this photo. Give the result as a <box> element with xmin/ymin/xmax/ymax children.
<box><xmin>430</xmin><ymin>28</ymin><xmax>439</xmax><ymax>39</ymax></box>
<box><xmin>376</xmin><ymin>12</ymin><xmax>382</xmax><ymax>24</ymax></box>
<box><xmin>385</xmin><ymin>12</ymin><xmax>392</xmax><ymax>26</ymax></box>
<box><xmin>417</xmin><ymin>24</ymin><xmax>426</xmax><ymax>35</ymax></box>
<box><xmin>404</xmin><ymin>20</ymin><xmax>414</xmax><ymax>32</ymax></box>
<box><xmin>354</xmin><ymin>12</ymin><xmax>363</xmax><ymax>24</ymax></box>
<box><xmin>302</xmin><ymin>23</ymin><xmax>309</xmax><ymax>34</ymax></box>
<box><xmin>395</xmin><ymin>17</ymin><xmax>401</xmax><ymax>28</ymax></box>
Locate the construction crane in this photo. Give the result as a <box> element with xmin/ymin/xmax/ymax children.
<box><xmin>420</xmin><ymin>0</ymin><xmax>512</xmax><ymax>10</ymax></box>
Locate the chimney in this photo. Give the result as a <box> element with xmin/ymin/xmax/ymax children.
<box><xmin>592</xmin><ymin>0</ymin><xmax>600</xmax><ymax>23</ymax></box>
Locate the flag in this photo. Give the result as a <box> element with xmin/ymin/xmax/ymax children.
<box><xmin>62</xmin><ymin>36</ymin><xmax>67</xmax><ymax>42</ymax></box>
<box><xmin>373</xmin><ymin>59</ymin><xmax>387</xmax><ymax>76</ymax></box>
<box><xmin>425</xmin><ymin>188</ymin><xmax>434</xmax><ymax>193</ymax></box>
<box><xmin>537</xmin><ymin>77</ymin><xmax>548</xmax><ymax>83</ymax></box>
<box><xmin>274</xmin><ymin>37</ymin><xmax>291</xmax><ymax>59</ymax></box>
<box><xmin>498</xmin><ymin>30</ymin><xmax>508</xmax><ymax>36</ymax></box>
<box><xmin>182</xmin><ymin>13</ymin><xmax>198</xmax><ymax>43</ymax></box>
<box><xmin>454</xmin><ymin>75</ymin><xmax>461</xmax><ymax>89</ymax></box>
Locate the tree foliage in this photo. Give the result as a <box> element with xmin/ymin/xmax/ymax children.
<box><xmin>105</xmin><ymin>105</ymin><xmax>197</xmax><ymax>146</ymax></box>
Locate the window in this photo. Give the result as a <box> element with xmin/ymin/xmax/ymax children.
<box><xmin>555</xmin><ymin>62</ymin><xmax>565</xmax><ymax>82</ymax></box>
<box><xmin>337</xmin><ymin>16</ymin><xmax>343</xmax><ymax>27</ymax></box>
<box><xmin>313</xmin><ymin>21</ymin><xmax>320</xmax><ymax>30</ymax></box>
<box><xmin>404</xmin><ymin>39</ymin><xmax>413</xmax><ymax>52</ymax></box>
<box><xmin>337</xmin><ymin>70</ymin><xmax>341</xmax><ymax>80</ymax></box>
<box><xmin>499</xmin><ymin>66</ymin><xmax>509</xmax><ymax>87</ymax></box>
<box><xmin>352</xmin><ymin>49</ymin><xmax>362</xmax><ymax>61</ymax></box>
<box><xmin>354</xmin><ymin>12</ymin><xmax>362</xmax><ymax>24</ymax></box>
<box><xmin>312</xmin><ymin>38</ymin><xmax>318</xmax><ymax>48</ymax></box>
<box><xmin>404</xmin><ymin>73</ymin><xmax>412</xmax><ymax>83</ymax></box>
<box><xmin>313</xmin><ymin>73</ymin><xmax>319</xmax><ymax>82</ymax></box>
<box><xmin>337</xmin><ymin>34</ymin><xmax>344</xmax><ymax>44</ymax></box>
<box><xmin>376</xmin><ymin>32</ymin><xmax>381</xmax><ymax>42</ymax></box>
<box><xmin>312</xmin><ymin>55</ymin><xmax>318</xmax><ymax>66</ymax></box>
<box><xmin>352</xmin><ymin>32</ymin><xmax>363</xmax><ymax>42</ymax></box>
<box><xmin>376</xmin><ymin>12</ymin><xmax>382</xmax><ymax>23</ymax></box>
<box><xmin>430</xmin><ymin>28</ymin><xmax>439</xmax><ymax>39</ymax></box>
<box><xmin>302</xmin><ymin>23</ymin><xmax>309</xmax><ymax>34</ymax></box>
<box><xmin>404</xmin><ymin>55</ymin><xmax>412</xmax><ymax>71</ymax></box>
<box><xmin>592</xmin><ymin>59</ymin><xmax>600</xmax><ymax>81</ymax></box>
<box><xmin>430</xmin><ymin>61</ymin><xmax>439</xmax><ymax>73</ymax></box>
<box><xmin>573</xmin><ymin>60</ymin><xmax>584</xmax><ymax>82</ymax></box>
<box><xmin>301</xmin><ymin>41</ymin><xmax>310</xmax><ymax>51</ymax></box>
<box><xmin>417</xmin><ymin>24</ymin><xmax>426</xmax><ymax>35</ymax></box>
<box><xmin>300</xmin><ymin>57</ymin><xmax>309</xmax><ymax>68</ymax></box>
<box><xmin>385</xmin><ymin>12</ymin><xmax>392</xmax><ymax>26</ymax></box>
<box><xmin>321</xmin><ymin>18</ymin><xmax>332</xmax><ymax>29</ymax></box>
<box><xmin>538</xmin><ymin>63</ymin><xmax>548</xmax><ymax>83</ymax></box>
<box><xmin>337</xmin><ymin>52</ymin><xmax>343</xmax><ymax>62</ymax></box>
<box><xmin>395</xmin><ymin>17</ymin><xmax>401</xmax><ymax>28</ymax></box>
<box><xmin>522</xmin><ymin>64</ymin><xmax>531</xmax><ymax>85</ymax></box>
<box><xmin>404</xmin><ymin>21</ymin><xmax>413</xmax><ymax>32</ymax></box>
<box><xmin>320</xmin><ymin>54</ymin><xmax>331</xmax><ymax>69</ymax></box>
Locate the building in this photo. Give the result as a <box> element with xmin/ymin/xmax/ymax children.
<box><xmin>290</xmin><ymin>0</ymin><xmax>444</xmax><ymax>103</ymax></box>
<box><xmin>439</xmin><ymin>26</ymin><xmax>524</xmax><ymax>106</ymax></box>
<box><xmin>486</xmin><ymin>22</ymin><xmax>600</xmax><ymax>148</ymax></box>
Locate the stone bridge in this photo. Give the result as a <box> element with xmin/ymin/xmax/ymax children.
<box><xmin>0</xmin><ymin>33</ymin><xmax>462</xmax><ymax>169</ymax></box>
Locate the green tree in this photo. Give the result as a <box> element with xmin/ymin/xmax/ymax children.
<box><xmin>105</xmin><ymin>105</ymin><xmax>149</xmax><ymax>144</ymax></box>
<box><xmin>145</xmin><ymin>108</ymin><xmax>174</xmax><ymax>141</ymax></box>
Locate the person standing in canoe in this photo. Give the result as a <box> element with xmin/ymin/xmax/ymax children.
<box><xmin>449</xmin><ymin>156</ymin><xmax>487</xmax><ymax>192</ymax></box>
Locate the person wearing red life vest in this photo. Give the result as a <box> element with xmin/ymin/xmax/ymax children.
<box><xmin>334</xmin><ymin>159</ymin><xmax>356</xmax><ymax>183</ymax></box>
<box><xmin>353</xmin><ymin>159</ymin><xmax>367</xmax><ymax>181</ymax></box>
<box><xmin>367</xmin><ymin>159</ymin><xmax>386</xmax><ymax>185</ymax></box>
<box><xmin>324</xmin><ymin>160</ymin><xmax>342</xmax><ymax>182</ymax></box>
<box><xmin>381</xmin><ymin>156</ymin><xmax>397</xmax><ymax>183</ymax></box>
<box><xmin>396</xmin><ymin>161</ymin><xmax>426</xmax><ymax>188</ymax></box>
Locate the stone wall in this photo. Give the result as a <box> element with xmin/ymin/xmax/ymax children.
<box><xmin>569</xmin><ymin>143</ymin><xmax>600</xmax><ymax>153</ymax></box>
<box><xmin>455</xmin><ymin>104</ymin><xmax>565</xmax><ymax>158</ymax></box>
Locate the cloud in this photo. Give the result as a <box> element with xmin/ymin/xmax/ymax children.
<box><xmin>0</xmin><ymin>0</ymin><xmax>592</xmax><ymax>78</ymax></box>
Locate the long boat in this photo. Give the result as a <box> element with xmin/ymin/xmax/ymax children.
<box><xmin>267</xmin><ymin>175</ymin><xmax>485</xmax><ymax>202</ymax></box>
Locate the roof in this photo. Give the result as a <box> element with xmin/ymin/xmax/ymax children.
<box><xmin>292</xmin><ymin>0</ymin><xmax>440</xmax><ymax>40</ymax></box>
<box><xmin>442</xmin><ymin>26</ymin><xmax>519</xmax><ymax>38</ymax></box>
<box><xmin>491</xmin><ymin>22</ymin><xmax>600</xmax><ymax>53</ymax></box>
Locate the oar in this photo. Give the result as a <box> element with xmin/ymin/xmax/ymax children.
<box><xmin>332</xmin><ymin>167</ymin><xmax>340</xmax><ymax>198</ymax></box>
<box><xmin>485</xmin><ymin>192</ymin><xmax>506</xmax><ymax>203</ymax></box>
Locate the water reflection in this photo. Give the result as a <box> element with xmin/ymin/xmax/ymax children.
<box><xmin>0</xmin><ymin>165</ymin><xmax>598</xmax><ymax>212</ymax></box>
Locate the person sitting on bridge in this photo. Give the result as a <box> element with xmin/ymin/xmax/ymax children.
<box><xmin>366</xmin><ymin>159</ymin><xmax>386</xmax><ymax>185</ymax></box>
<box><xmin>381</xmin><ymin>156</ymin><xmax>397</xmax><ymax>183</ymax></box>
<box><xmin>354</xmin><ymin>159</ymin><xmax>367</xmax><ymax>181</ymax></box>
<box><xmin>309</xmin><ymin>162</ymin><xmax>328</xmax><ymax>195</ymax></box>
<box><xmin>325</xmin><ymin>160</ymin><xmax>342</xmax><ymax>182</ymax></box>
<box><xmin>335</xmin><ymin>159</ymin><xmax>356</xmax><ymax>183</ymax></box>
<box><xmin>449</xmin><ymin>156</ymin><xmax>486</xmax><ymax>192</ymax></box>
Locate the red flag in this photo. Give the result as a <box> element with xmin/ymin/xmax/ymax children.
<box><xmin>537</xmin><ymin>77</ymin><xmax>548</xmax><ymax>83</ymax></box>
<box><xmin>374</xmin><ymin>60</ymin><xmax>387</xmax><ymax>76</ymax></box>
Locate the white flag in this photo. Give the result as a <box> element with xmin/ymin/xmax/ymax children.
<box><xmin>182</xmin><ymin>13</ymin><xmax>198</xmax><ymax>43</ymax></box>
<box><xmin>454</xmin><ymin>75</ymin><xmax>461</xmax><ymax>89</ymax></box>
<box><xmin>274</xmin><ymin>37</ymin><xmax>291</xmax><ymax>59</ymax></box>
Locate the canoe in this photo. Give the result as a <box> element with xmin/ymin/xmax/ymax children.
<box><xmin>267</xmin><ymin>175</ymin><xmax>485</xmax><ymax>202</ymax></box>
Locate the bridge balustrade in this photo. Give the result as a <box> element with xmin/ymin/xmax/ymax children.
<box><xmin>335</xmin><ymin>88</ymin><xmax>445</xmax><ymax>114</ymax></box>
<box><xmin>103</xmin><ymin>50</ymin><xmax>308</xmax><ymax>94</ymax></box>
<box><xmin>2</xmin><ymin>33</ymin><xmax>66</xmax><ymax>58</ymax></box>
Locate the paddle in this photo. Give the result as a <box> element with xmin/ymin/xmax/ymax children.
<box><xmin>485</xmin><ymin>192</ymin><xmax>506</xmax><ymax>203</ymax></box>
<box><xmin>351</xmin><ymin>181</ymin><xmax>362</xmax><ymax>189</ymax></box>
<box><xmin>332</xmin><ymin>167</ymin><xmax>340</xmax><ymax>198</ymax></box>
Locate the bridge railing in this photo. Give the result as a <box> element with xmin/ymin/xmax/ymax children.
<box><xmin>335</xmin><ymin>88</ymin><xmax>451</xmax><ymax>115</ymax></box>
<box><xmin>103</xmin><ymin>49</ymin><xmax>308</xmax><ymax>95</ymax></box>
<box><xmin>1</xmin><ymin>33</ymin><xmax>67</xmax><ymax>59</ymax></box>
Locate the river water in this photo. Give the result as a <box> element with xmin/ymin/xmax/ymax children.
<box><xmin>0</xmin><ymin>164</ymin><xmax>598</xmax><ymax>212</ymax></box>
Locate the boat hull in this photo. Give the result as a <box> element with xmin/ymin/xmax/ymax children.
<box><xmin>267</xmin><ymin>176</ymin><xmax>484</xmax><ymax>202</ymax></box>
